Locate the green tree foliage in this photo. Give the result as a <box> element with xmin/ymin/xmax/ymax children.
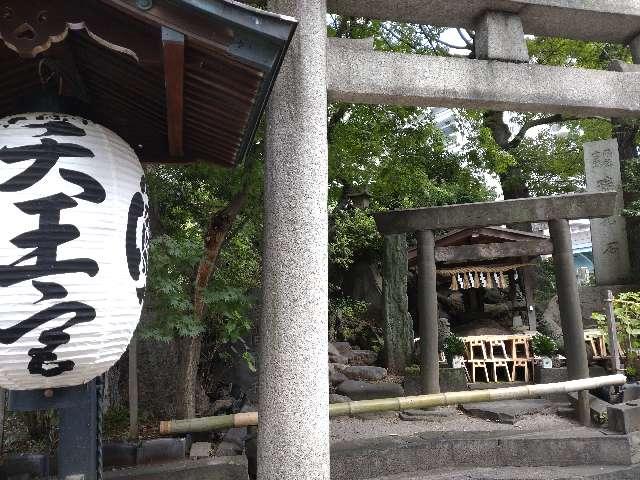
<box><xmin>593</xmin><ymin>292</ymin><xmax>640</xmax><ymax>350</ymax></box>
<box><xmin>143</xmin><ymin>160</ymin><xmax>262</xmax><ymax>346</ymax></box>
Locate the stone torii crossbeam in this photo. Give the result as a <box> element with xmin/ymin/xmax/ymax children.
<box><xmin>374</xmin><ymin>191</ymin><xmax>617</xmax><ymax>426</ymax></box>
<box><xmin>262</xmin><ymin>0</ymin><xmax>640</xmax><ymax>477</ymax></box>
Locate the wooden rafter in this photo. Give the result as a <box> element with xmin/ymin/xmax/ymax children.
<box><xmin>162</xmin><ymin>26</ymin><xmax>185</xmax><ymax>157</ymax></box>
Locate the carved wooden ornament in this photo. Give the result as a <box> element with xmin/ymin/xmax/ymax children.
<box><xmin>0</xmin><ymin>0</ymin><xmax>159</xmax><ymax>61</ymax></box>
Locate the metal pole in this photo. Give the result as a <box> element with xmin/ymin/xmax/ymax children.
<box><xmin>605</xmin><ymin>290</ymin><xmax>622</xmax><ymax>373</ymax></box>
<box><xmin>417</xmin><ymin>229</ymin><xmax>440</xmax><ymax>395</ymax></box>
<box><xmin>549</xmin><ymin>218</ymin><xmax>590</xmax><ymax>426</ymax></box>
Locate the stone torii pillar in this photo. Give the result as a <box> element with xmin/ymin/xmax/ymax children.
<box><xmin>549</xmin><ymin>219</ymin><xmax>591</xmax><ymax>425</ymax></box>
<box><xmin>260</xmin><ymin>0</ymin><xmax>330</xmax><ymax>479</ymax></box>
<box><xmin>417</xmin><ymin>230</ymin><xmax>440</xmax><ymax>394</ymax></box>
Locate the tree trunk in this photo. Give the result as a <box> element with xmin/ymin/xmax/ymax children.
<box><xmin>614</xmin><ymin>119</ymin><xmax>640</xmax><ymax>283</ymax></box>
<box><xmin>175</xmin><ymin>335</ymin><xmax>202</xmax><ymax>419</ymax></box>
<box><xmin>383</xmin><ymin>234</ymin><xmax>413</xmax><ymax>374</ymax></box>
<box><xmin>174</xmin><ymin>184</ymin><xmax>250</xmax><ymax>419</ymax></box>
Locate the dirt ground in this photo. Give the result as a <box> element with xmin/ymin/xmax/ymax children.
<box><xmin>330</xmin><ymin>408</ymin><xmax>580</xmax><ymax>443</ymax></box>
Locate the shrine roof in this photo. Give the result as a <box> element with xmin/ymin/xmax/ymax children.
<box><xmin>0</xmin><ymin>0</ymin><xmax>296</xmax><ymax>167</ymax></box>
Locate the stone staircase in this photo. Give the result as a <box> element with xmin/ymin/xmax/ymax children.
<box><xmin>331</xmin><ymin>428</ymin><xmax>640</xmax><ymax>480</ymax></box>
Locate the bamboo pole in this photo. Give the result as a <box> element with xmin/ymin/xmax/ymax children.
<box><xmin>160</xmin><ymin>374</ymin><xmax>626</xmax><ymax>435</ymax></box>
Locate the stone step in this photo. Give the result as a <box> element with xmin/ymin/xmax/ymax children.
<box><xmin>364</xmin><ymin>464</ymin><xmax>640</xmax><ymax>480</ymax></box>
<box><xmin>331</xmin><ymin>429</ymin><xmax>640</xmax><ymax>480</ymax></box>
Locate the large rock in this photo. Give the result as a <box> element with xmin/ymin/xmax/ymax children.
<box><xmin>540</xmin><ymin>296</ymin><xmax>565</xmax><ymax>349</ymax></box>
<box><xmin>330</xmin><ymin>370</ymin><xmax>349</xmax><ymax>385</ymax></box>
<box><xmin>333</xmin><ymin>342</ymin><xmax>353</xmax><ymax>355</ymax></box>
<box><xmin>347</xmin><ymin>350</ymin><xmax>378</xmax><ymax>366</ymax></box>
<box><xmin>403</xmin><ymin>369</ymin><xmax>467</xmax><ymax>395</ymax></box>
<box><xmin>462</xmin><ymin>399</ymin><xmax>555</xmax><ymax>424</ymax></box>
<box><xmin>138</xmin><ymin>438</ymin><xmax>186</xmax><ymax>464</ymax></box>
<box><xmin>329</xmin><ymin>352</ymin><xmax>349</xmax><ymax>365</ymax></box>
<box><xmin>343</xmin><ymin>366</ymin><xmax>387</xmax><ymax>381</ymax></box>
<box><xmin>336</xmin><ymin>380</ymin><xmax>404</xmax><ymax>401</ymax></box>
<box><xmin>623</xmin><ymin>383</ymin><xmax>640</xmax><ymax>402</ymax></box>
<box><xmin>330</xmin><ymin>394</ymin><xmax>351</xmax><ymax>404</ymax></box>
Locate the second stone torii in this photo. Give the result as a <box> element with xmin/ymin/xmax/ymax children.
<box><xmin>374</xmin><ymin>191</ymin><xmax>617</xmax><ymax>426</ymax></box>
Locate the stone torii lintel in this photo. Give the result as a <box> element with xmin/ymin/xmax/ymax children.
<box><xmin>374</xmin><ymin>191</ymin><xmax>617</xmax><ymax>235</ymax></box>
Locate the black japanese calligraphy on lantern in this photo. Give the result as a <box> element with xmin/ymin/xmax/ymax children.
<box><xmin>0</xmin><ymin>118</ymin><xmax>106</xmax><ymax>379</ymax></box>
<box><xmin>126</xmin><ymin>177</ymin><xmax>150</xmax><ymax>304</ymax></box>
<box><xmin>0</xmin><ymin>193</ymin><xmax>99</xmax><ymax>287</ymax></box>
<box><xmin>0</xmin><ymin>138</ymin><xmax>94</xmax><ymax>192</ymax></box>
<box><xmin>0</xmin><ymin>300</ymin><xmax>95</xmax><ymax>377</ymax></box>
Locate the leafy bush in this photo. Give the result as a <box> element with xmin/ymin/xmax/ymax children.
<box><xmin>443</xmin><ymin>335</ymin><xmax>466</xmax><ymax>360</ymax></box>
<box><xmin>329</xmin><ymin>294</ymin><xmax>381</xmax><ymax>350</ymax></box>
<box><xmin>592</xmin><ymin>291</ymin><xmax>640</xmax><ymax>351</ymax></box>
<box><xmin>531</xmin><ymin>333</ymin><xmax>558</xmax><ymax>357</ymax></box>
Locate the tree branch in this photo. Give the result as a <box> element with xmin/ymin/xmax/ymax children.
<box><xmin>506</xmin><ymin>114</ymin><xmax>567</xmax><ymax>150</ymax></box>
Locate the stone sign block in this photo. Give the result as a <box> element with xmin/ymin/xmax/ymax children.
<box><xmin>584</xmin><ymin>139</ymin><xmax>631</xmax><ymax>285</ymax></box>
<box><xmin>607</xmin><ymin>401</ymin><xmax>640</xmax><ymax>433</ymax></box>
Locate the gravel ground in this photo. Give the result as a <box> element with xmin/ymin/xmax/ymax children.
<box><xmin>330</xmin><ymin>409</ymin><xmax>580</xmax><ymax>443</ymax></box>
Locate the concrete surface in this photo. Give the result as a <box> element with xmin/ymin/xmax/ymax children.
<box><xmin>326</xmin><ymin>0</ymin><xmax>640</xmax><ymax>43</ymax></box>
<box><xmin>261</xmin><ymin>0</ymin><xmax>330</xmax><ymax>479</ymax></box>
<box><xmin>103</xmin><ymin>456</ymin><xmax>247</xmax><ymax>480</ymax></box>
<box><xmin>328</xmin><ymin>38</ymin><xmax>640</xmax><ymax>118</ymax></box>
<box><xmin>330</xmin><ymin>412</ymin><xmax>578</xmax><ymax>443</ymax></box>
<box><xmin>461</xmin><ymin>400</ymin><xmax>555</xmax><ymax>424</ymax></box>
<box><xmin>366</xmin><ymin>464</ymin><xmax>640</xmax><ymax>479</ymax></box>
<box><xmin>330</xmin><ymin>428</ymin><xmax>640</xmax><ymax>480</ymax></box>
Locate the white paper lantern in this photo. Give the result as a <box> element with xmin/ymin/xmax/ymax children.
<box><xmin>0</xmin><ymin>113</ymin><xmax>149</xmax><ymax>390</ymax></box>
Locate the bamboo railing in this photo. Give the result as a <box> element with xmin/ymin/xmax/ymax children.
<box><xmin>160</xmin><ymin>374</ymin><xmax>625</xmax><ymax>434</ymax></box>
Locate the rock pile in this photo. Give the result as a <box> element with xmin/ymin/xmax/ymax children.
<box><xmin>328</xmin><ymin>342</ymin><xmax>404</xmax><ymax>404</ymax></box>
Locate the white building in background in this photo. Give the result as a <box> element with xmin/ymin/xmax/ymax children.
<box><xmin>533</xmin><ymin>220</ymin><xmax>594</xmax><ymax>283</ymax></box>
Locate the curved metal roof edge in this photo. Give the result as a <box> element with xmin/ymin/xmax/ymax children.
<box><xmin>101</xmin><ymin>0</ymin><xmax>297</xmax><ymax>166</ymax></box>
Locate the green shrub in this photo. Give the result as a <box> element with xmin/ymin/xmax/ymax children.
<box><xmin>592</xmin><ymin>291</ymin><xmax>640</xmax><ymax>351</ymax></box>
<box><xmin>443</xmin><ymin>335</ymin><xmax>466</xmax><ymax>361</ymax></box>
<box><xmin>531</xmin><ymin>333</ymin><xmax>557</xmax><ymax>357</ymax></box>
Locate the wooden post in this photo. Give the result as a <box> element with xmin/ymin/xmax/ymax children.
<box><xmin>417</xmin><ymin>230</ymin><xmax>440</xmax><ymax>395</ymax></box>
<box><xmin>605</xmin><ymin>290</ymin><xmax>622</xmax><ymax>373</ymax></box>
<box><xmin>383</xmin><ymin>234</ymin><xmax>413</xmax><ymax>374</ymax></box>
<box><xmin>522</xmin><ymin>266</ymin><xmax>538</xmax><ymax>331</ymax></box>
<box><xmin>129</xmin><ymin>336</ymin><xmax>139</xmax><ymax>440</ymax></box>
<box><xmin>549</xmin><ymin>218</ymin><xmax>591</xmax><ymax>426</ymax></box>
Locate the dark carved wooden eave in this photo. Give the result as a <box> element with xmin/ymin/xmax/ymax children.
<box><xmin>0</xmin><ymin>0</ymin><xmax>297</xmax><ymax>167</ymax></box>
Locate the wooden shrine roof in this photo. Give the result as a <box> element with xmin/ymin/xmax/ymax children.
<box><xmin>408</xmin><ymin>226</ymin><xmax>552</xmax><ymax>268</ymax></box>
<box><xmin>0</xmin><ymin>0</ymin><xmax>296</xmax><ymax>167</ymax></box>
